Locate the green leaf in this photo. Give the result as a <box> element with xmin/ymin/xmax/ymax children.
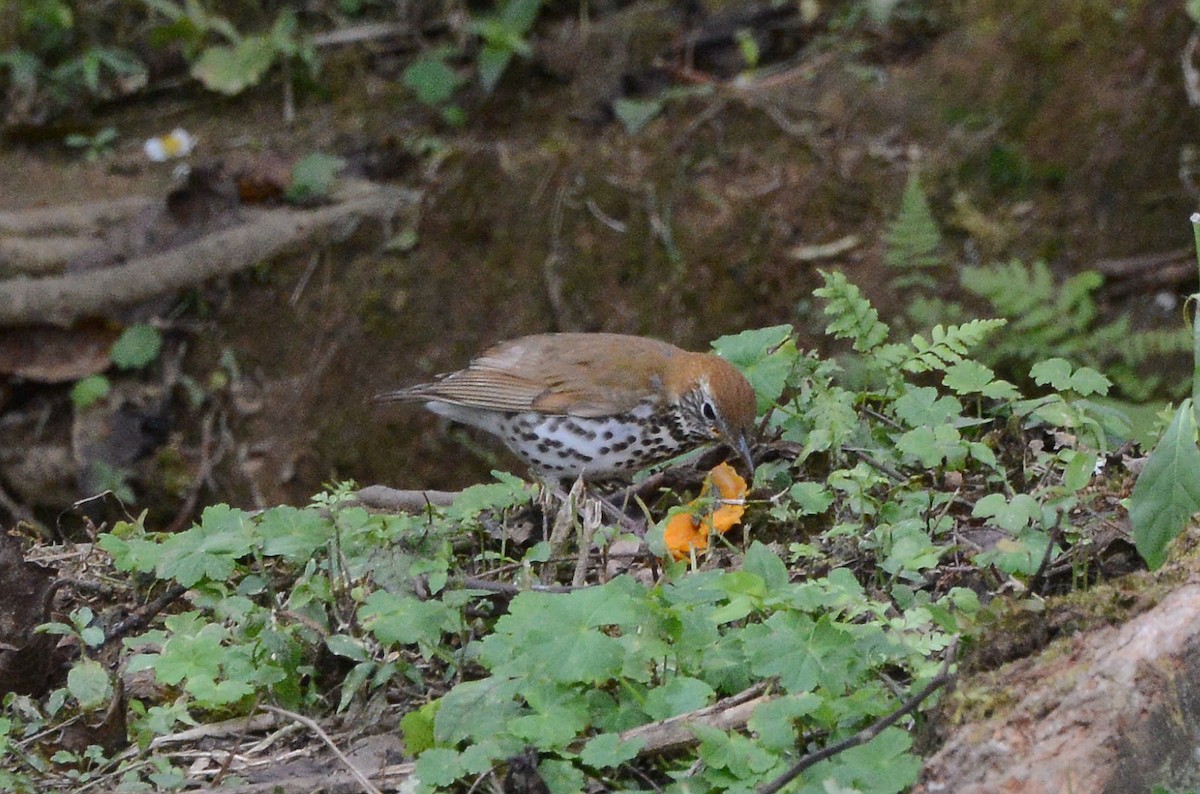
<box><xmin>744</xmin><ymin>613</ymin><xmax>860</xmax><ymax>693</ymax></box>
<box><xmin>286</xmin><ymin>153</ymin><xmax>345</xmax><ymax>203</ymax></box>
<box><xmin>747</xmin><ymin>695</ymin><xmax>818</xmax><ymax>751</ymax></box>
<box><xmin>110</xmin><ymin>324</ymin><xmax>162</xmax><ymax>369</ymax></box>
<box><xmin>402</xmin><ymin>54</ymin><xmax>465</xmax><ymax>106</ymax></box>
<box><xmin>359</xmin><ymin>591</ymin><xmax>460</xmax><ymax>648</ymax></box>
<box><xmin>477</xmin><ymin>44</ymin><xmax>512</xmax><ymax>93</ymax></box>
<box><xmin>943</xmin><ymin>359</ymin><xmax>1018</xmax><ymax>399</ymax></box>
<box><xmin>815</xmin><ymin>269</ymin><xmax>890</xmax><ymax>352</ymax></box>
<box><xmin>1130</xmin><ymin>401</ymin><xmax>1200</xmax><ymax>569</ymax></box>
<box><xmin>893</xmin><ymin>387</ymin><xmax>962</xmax><ymax>427</ymax></box>
<box><xmin>434</xmin><ymin>677</ymin><xmax>524</xmax><ymax>745</ymax></box>
<box><xmin>896</xmin><ymin>424</ymin><xmax>965</xmax><ymax>469</ymax></box>
<box><xmin>612</xmin><ymin>98</ymin><xmax>662</xmax><ymax>135</ymax></box>
<box><xmin>642</xmin><ymin>676</ymin><xmax>714</xmax><ymax>720</ymax></box>
<box><xmin>742</xmin><ymin>541</ymin><xmax>789</xmax><ymax>592</ymax></box>
<box><xmin>71</xmin><ymin>374</ymin><xmax>110</xmax><ymax>408</ymax></box>
<box><xmin>155</xmin><ymin>504</ymin><xmax>256</xmax><ymax>586</ymax></box>
<box><xmin>787</xmin><ymin>481</ymin><xmax>834</xmax><ymax>516</ymax></box>
<box><xmin>258</xmin><ymin>505</ymin><xmax>332</xmax><ymax>560</ymax></box>
<box><xmin>414</xmin><ymin>747</ymin><xmax>467</xmax><ymax>787</ymax></box>
<box><xmin>579</xmin><ymin>733</ymin><xmax>643</xmax><ymax>768</ymax></box>
<box><xmin>1030</xmin><ymin>358</ymin><xmax>1073</xmax><ymax>390</ymax></box>
<box><xmin>884</xmin><ymin>171</ymin><xmax>943</xmax><ymax>271</ymax></box>
<box><xmin>67</xmin><ymin>660</ymin><xmax>113</xmax><ymax>711</ymax></box>
<box><xmin>191</xmin><ymin>37</ymin><xmax>275</xmax><ymax>95</ymax></box>
<box><xmin>449</xmin><ymin>472</ymin><xmax>532</xmax><ymax>519</ymax></box>
<box><xmin>539</xmin><ymin>758</ymin><xmax>587</xmax><ymax>794</ymax></box>
<box><xmin>712</xmin><ymin>325</ymin><xmax>796</xmax><ymax>409</ymax></box>
<box><xmin>325</xmin><ymin>634</ymin><xmax>369</xmax><ymax>662</ymax></box>
<box><xmin>1066</xmin><ymin>366</ymin><xmax>1111</xmax><ymax>397</ymax></box>
<box><xmin>400</xmin><ymin>700</ymin><xmax>440</xmax><ymax>755</ymax></box>
<box><xmin>972</xmin><ymin>492</ymin><xmax>1040</xmax><ymax>532</ymax></box>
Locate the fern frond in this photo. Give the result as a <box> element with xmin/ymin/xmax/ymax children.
<box><xmin>1114</xmin><ymin>326</ymin><xmax>1192</xmax><ymax>361</ymax></box>
<box><xmin>815</xmin><ymin>270</ymin><xmax>890</xmax><ymax>352</ymax></box>
<box><xmin>903</xmin><ymin>320</ymin><xmax>1008</xmax><ymax>374</ymax></box>
<box><xmin>884</xmin><ymin>173</ymin><xmax>944</xmax><ymax>272</ymax></box>
<box><xmin>961</xmin><ymin>259</ymin><xmax>1055</xmax><ymax>316</ymax></box>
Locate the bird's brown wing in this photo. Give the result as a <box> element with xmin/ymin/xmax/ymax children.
<box><xmin>380</xmin><ymin>333</ymin><xmax>681</xmax><ymax>417</ymax></box>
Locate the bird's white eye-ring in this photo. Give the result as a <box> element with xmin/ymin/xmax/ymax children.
<box><xmin>701</xmin><ymin>401</ymin><xmax>717</xmax><ymax>422</ymax></box>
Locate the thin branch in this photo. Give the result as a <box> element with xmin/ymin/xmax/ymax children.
<box><xmin>102</xmin><ymin>584</ymin><xmax>188</xmax><ymax>648</ymax></box>
<box><xmin>757</xmin><ymin>640</ymin><xmax>959</xmax><ymax>794</ymax></box>
<box><xmin>259</xmin><ymin>705</ymin><xmax>384</xmax><ymax>794</ymax></box>
<box><xmin>616</xmin><ymin>682</ymin><xmax>772</xmax><ymax>756</ymax></box>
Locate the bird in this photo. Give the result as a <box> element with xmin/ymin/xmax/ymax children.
<box><xmin>375</xmin><ymin>333</ymin><xmax>758</xmax><ymax>483</ymax></box>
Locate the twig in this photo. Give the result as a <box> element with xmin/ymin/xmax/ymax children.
<box><xmin>259</xmin><ymin>705</ymin><xmax>384</xmax><ymax>794</ymax></box>
<box><xmin>757</xmin><ymin>639</ymin><xmax>959</xmax><ymax>794</ymax></box>
<box><xmin>165</xmin><ymin>407</ymin><xmax>224</xmax><ymax>535</ymax></box>
<box><xmin>102</xmin><ymin>583</ymin><xmax>188</xmax><ymax>648</ymax></box>
<box><xmin>0</xmin><ymin>479</ymin><xmax>47</xmax><ymax>535</ymax></box>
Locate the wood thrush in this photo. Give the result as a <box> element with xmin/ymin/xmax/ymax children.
<box><xmin>376</xmin><ymin>333</ymin><xmax>757</xmax><ymax>482</ymax></box>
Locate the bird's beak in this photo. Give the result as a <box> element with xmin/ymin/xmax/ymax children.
<box><xmin>730</xmin><ymin>432</ymin><xmax>755</xmax><ymax>476</ymax></box>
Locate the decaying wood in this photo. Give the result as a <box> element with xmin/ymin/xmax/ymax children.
<box><xmin>0</xmin><ymin>183</ymin><xmax>419</xmax><ymax>326</ymax></box>
<box><xmin>917</xmin><ymin>580</ymin><xmax>1200</xmax><ymax>793</ymax></box>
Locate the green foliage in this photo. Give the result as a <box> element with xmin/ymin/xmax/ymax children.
<box><xmin>64</xmin><ymin>126</ymin><xmax>118</xmax><ymax>162</ymax></box>
<box><xmin>141</xmin><ymin>1</ymin><xmax>316</xmax><ymax>96</ymax></box>
<box><xmin>70</xmin><ymin>323</ymin><xmax>163</xmax><ymax>409</ymax></box>
<box><xmin>468</xmin><ymin>0</ymin><xmax>542</xmax><ymax>93</ymax></box>
<box><xmin>401</xmin><ymin>0</ymin><xmax>546</xmax><ymax>123</ymax></box>
<box><xmin>285</xmin><ymin>153</ymin><xmax>346</xmax><ymax>204</ymax></box>
<box><xmin>3</xmin><ymin>271</ymin><xmax>1146</xmax><ymax>790</ymax></box>
<box><xmin>613</xmin><ymin>98</ymin><xmax>663</xmax><ymax>135</ymax></box>
<box><xmin>884</xmin><ymin>172</ymin><xmax>944</xmax><ymax>285</ymax></box>
<box><xmin>0</xmin><ymin>1</ymin><xmax>146</xmax><ymax>120</ymax></box>
<box><xmin>418</xmin><ymin>554</ymin><xmax>947</xmax><ymax>792</ymax></box>
<box><xmin>110</xmin><ymin>323</ymin><xmax>163</xmax><ymax>370</ymax></box>
<box><xmin>1130</xmin><ymin>401</ymin><xmax>1200</xmax><ymax>569</ymax></box>
<box><xmin>885</xmin><ymin>180</ymin><xmax>1190</xmax><ymax>400</ymax></box>
<box><xmin>70</xmin><ymin>374</ymin><xmax>110</xmax><ymax>409</ymax></box>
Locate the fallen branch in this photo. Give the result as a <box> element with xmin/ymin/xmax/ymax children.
<box><xmin>0</xmin><ymin>196</ymin><xmax>154</xmax><ymax>236</ymax></box>
<box><xmin>0</xmin><ymin>235</ymin><xmax>98</xmax><ymax>275</ymax></box>
<box><xmin>0</xmin><ymin>183</ymin><xmax>419</xmax><ymax>326</ymax></box>
<box><xmin>351</xmin><ymin>484</ymin><xmax>460</xmax><ymax>512</ymax></box>
<box><xmin>617</xmin><ymin>682</ymin><xmax>773</xmax><ymax>756</ymax></box>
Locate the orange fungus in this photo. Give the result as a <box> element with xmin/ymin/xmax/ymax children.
<box><xmin>663</xmin><ymin>462</ymin><xmax>749</xmax><ymax>560</ymax></box>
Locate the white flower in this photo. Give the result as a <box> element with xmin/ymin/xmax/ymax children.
<box><xmin>144</xmin><ymin>128</ymin><xmax>196</xmax><ymax>161</ymax></box>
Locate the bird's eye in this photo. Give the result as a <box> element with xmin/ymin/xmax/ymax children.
<box><xmin>701</xmin><ymin>401</ymin><xmax>717</xmax><ymax>422</ymax></box>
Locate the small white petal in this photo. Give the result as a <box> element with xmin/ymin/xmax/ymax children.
<box><xmin>144</xmin><ymin>137</ymin><xmax>169</xmax><ymax>161</ymax></box>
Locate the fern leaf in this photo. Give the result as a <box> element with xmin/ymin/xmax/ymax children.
<box><xmin>884</xmin><ymin>172</ymin><xmax>944</xmax><ymax>271</ymax></box>
<box><xmin>902</xmin><ymin>319</ymin><xmax>1007</xmax><ymax>374</ymax></box>
<box><xmin>815</xmin><ymin>270</ymin><xmax>890</xmax><ymax>352</ymax></box>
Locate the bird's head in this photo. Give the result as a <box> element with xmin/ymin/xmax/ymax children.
<box><xmin>673</xmin><ymin>353</ymin><xmax>758</xmax><ymax>474</ymax></box>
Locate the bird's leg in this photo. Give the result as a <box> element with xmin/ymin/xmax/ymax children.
<box><xmin>590</xmin><ymin>488</ymin><xmax>649</xmax><ymax>537</ymax></box>
<box><xmin>570</xmin><ymin>496</ymin><xmax>602</xmax><ymax>587</ymax></box>
<box><xmin>544</xmin><ymin>475</ymin><xmax>585</xmax><ymax>583</ymax></box>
